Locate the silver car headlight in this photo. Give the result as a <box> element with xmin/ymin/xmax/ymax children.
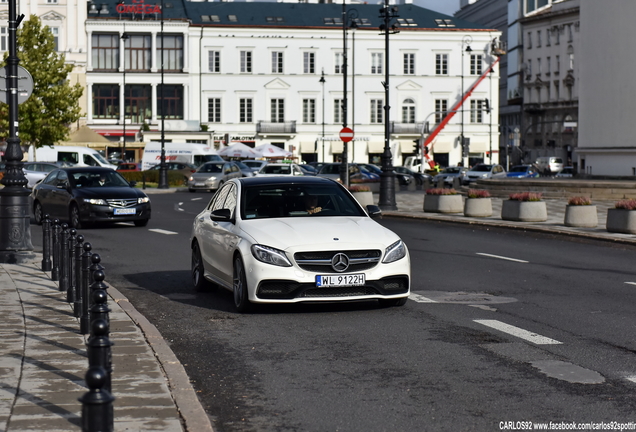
<box><xmin>138</xmin><ymin>197</ymin><xmax>150</xmax><ymax>204</ymax></box>
<box><xmin>251</xmin><ymin>244</ymin><xmax>292</xmax><ymax>267</ymax></box>
<box><xmin>383</xmin><ymin>240</ymin><xmax>407</xmax><ymax>264</ymax></box>
<box><xmin>84</xmin><ymin>198</ymin><xmax>107</xmax><ymax>205</ymax></box>
<box><xmin>206</xmin><ymin>176</ymin><xmax>218</xmax><ymax>183</ymax></box>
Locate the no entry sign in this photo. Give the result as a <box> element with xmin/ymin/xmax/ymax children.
<box><xmin>339</xmin><ymin>127</ymin><xmax>354</xmax><ymax>143</ymax></box>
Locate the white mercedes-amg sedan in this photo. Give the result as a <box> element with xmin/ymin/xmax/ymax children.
<box><xmin>190</xmin><ymin>176</ymin><xmax>410</xmax><ymax>312</ymax></box>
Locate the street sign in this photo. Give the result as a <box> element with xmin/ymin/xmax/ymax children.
<box><xmin>0</xmin><ymin>66</ymin><xmax>34</xmax><ymax>105</ymax></box>
<box><xmin>339</xmin><ymin>127</ymin><xmax>354</xmax><ymax>143</ymax></box>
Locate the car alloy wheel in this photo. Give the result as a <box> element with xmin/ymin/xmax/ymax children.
<box><xmin>69</xmin><ymin>204</ymin><xmax>82</xmax><ymax>229</ymax></box>
<box><xmin>33</xmin><ymin>201</ymin><xmax>44</xmax><ymax>226</ymax></box>
<box><xmin>192</xmin><ymin>242</ymin><xmax>211</xmax><ymax>292</ymax></box>
<box><xmin>232</xmin><ymin>256</ymin><xmax>251</xmax><ymax>313</ymax></box>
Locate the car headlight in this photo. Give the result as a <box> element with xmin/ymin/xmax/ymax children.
<box><xmin>481</xmin><ymin>173</ymin><xmax>488</xmax><ymax>177</ymax></box>
<box><xmin>84</xmin><ymin>198</ymin><xmax>107</xmax><ymax>205</ymax></box>
<box><xmin>383</xmin><ymin>240</ymin><xmax>407</xmax><ymax>264</ymax></box>
<box><xmin>251</xmin><ymin>244</ymin><xmax>292</xmax><ymax>267</ymax></box>
<box><xmin>206</xmin><ymin>177</ymin><xmax>217</xmax><ymax>183</ymax></box>
<box><xmin>189</xmin><ymin>176</ymin><xmax>194</xmax><ymax>181</ymax></box>
<box><xmin>138</xmin><ymin>197</ymin><xmax>150</xmax><ymax>204</ymax></box>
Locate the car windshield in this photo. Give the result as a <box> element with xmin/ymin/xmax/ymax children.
<box><xmin>510</xmin><ymin>166</ymin><xmax>527</xmax><ymax>172</ymax></box>
<box><xmin>442</xmin><ymin>167</ymin><xmax>462</xmax><ymax>174</ymax></box>
<box><xmin>70</xmin><ymin>171</ymin><xmax>130</xmax><ymax>188</ymax></box>
<box><xmin>235</xmin><ymin>161</ymin><xmax>250</xmax><ymax>170</ymax></box>
<box><xmin>198</xmin><ymin>163</ymin><xmax>224</xmax><ymax>173</ymax></box>
<box><xmin>243</xmin><ymin>161</ymin><xmax>263</xmax><ymax>168</ymax></box>
<box><xmin>471</xmin><ymin>164</ymin><xmax>492</xmax><ymax>172</ymax></box>
<box><xmin>242</xmin><ymin>184</ymin><xmax>366</xmax><ymax>219</ymax></box>
<box><xmin>261</xmin><ymin>165</ymin><xmax>291</xmax><ymax>175</ymax></box>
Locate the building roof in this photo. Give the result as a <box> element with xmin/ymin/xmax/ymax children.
<box><xmin>91</xmin><ymin>0</ymin><xmax>493</xmax><ymax>32</ymax></box>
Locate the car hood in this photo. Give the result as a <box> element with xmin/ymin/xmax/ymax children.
<box><xmin>74</xmin><ymin>187</ymin><xmax>147</xmax><ymax>199</ymax></box>
<box><xmin>191</xmin><ymin>172</ymin><xmax>219</xmax><ymax>180</ymax></box>
<box><xmin>239</xmin><ymin>217</ymin><xmax>400</xmax><ymax>251</ymax></box>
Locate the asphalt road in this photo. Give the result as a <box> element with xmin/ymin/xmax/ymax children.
<box><xmin>31</xmin><ymin>192</ymin><xmax>636</xmax><ymax>431</ymax></box>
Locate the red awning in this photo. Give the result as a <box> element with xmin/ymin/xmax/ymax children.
<box><xmin>94</xmin><ymin>129</ymin><xmax>136</xmax><ymax>137</ymax></box>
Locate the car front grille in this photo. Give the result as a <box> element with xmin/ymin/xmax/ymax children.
<box><xmin>301</xmin><ymin>287</ymin><xmax>379</xmax><ymax>297</ymax></box>
<box><xmin>294</xmin><ymin>249</ymin><xmax>382</xmax><ymax>273</ymax></box>
<box><xmin>256</xmin><ymin>276</ymin><xmax>409</xmax><ymax>300</ymax></box>
<box><xmin>106</xmin><ymin>198</ymin><xmax>137</xmax><ymax>208</ymax></box>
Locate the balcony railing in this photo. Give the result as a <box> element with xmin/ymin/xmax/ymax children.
<box><xmin>391</xmin><ymin>122</ymin><xmax>425</xmax><ymax>135</ymax></box>
<box><xmin>257</xmin><ymin>121</ymin><xmax>296</xmax><ymax>134</ymax></box>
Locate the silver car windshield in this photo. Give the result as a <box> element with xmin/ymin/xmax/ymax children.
<box><xmin>242</xmin><ymin>184</ymin><xmax>366</xmax><ymax>219</ymax></box>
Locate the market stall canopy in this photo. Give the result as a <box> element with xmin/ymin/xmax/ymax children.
<box><xmin>61</xmin><ymin>125</ymin><xmax>111</xmax><ymax>146</ymax></box>
<box><xmin>254</xmin><ymin>143</ymin><xmax>292</xmax><ymax>158</ymax></box>
<box><xmin>218</xmin><ymin>142</ymin><xmax>259</xmax><ymax>159</ymax></box>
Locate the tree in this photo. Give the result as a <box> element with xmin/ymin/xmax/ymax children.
<box><xmin>0</xmin><ymin>15</ymin><xmax>83</xmax><ymax>148</ymax></box>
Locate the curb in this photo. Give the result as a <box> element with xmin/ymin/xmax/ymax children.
<box><xmin>107</xmin><ymin>285</ymin><xmax>214</xmax><ymax>432</ymax></box>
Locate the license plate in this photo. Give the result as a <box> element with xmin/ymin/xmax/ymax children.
<box><xmin>195</xmin><ymin>183</ymin><xmax>205</xmax><ymax>187</ymax></box>
<box><xmin>113</xmin><ymin>208</ymin><xmax>136</xmax><ymax>215</ymax></box>
<box><xmin>316</xmin><ymin>273</ymin><xmax>365</xmax><ymax>287</ymax></box>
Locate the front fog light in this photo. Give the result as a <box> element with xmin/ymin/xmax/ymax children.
<box><xmin>383</xmin><ymin>240</ymin><xmax>406</xmax><ymax>263</ymax></box>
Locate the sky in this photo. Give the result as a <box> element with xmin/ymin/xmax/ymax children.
<box><xmin>413</xmin><ymin>0</ymin><xmax>461</xmax><ymax>16</ymax></box>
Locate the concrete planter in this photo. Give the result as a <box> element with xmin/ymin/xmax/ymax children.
<box><xmin>424</xmin><ymin>194</ymin><xmax>463</xmax><ymax>213</ymax></box>
<box><xmin>501</xmin><ymin>200</ymin><xmax>547</xmax><ymax>222</ymax></box>
<box><xmin>564</xmin><ymin>205</ymin><xmax>598</xmax><ymax>228</ymax></box>
<box><xmin>463</xmin><ymin>197</ymin><xmax>492</xmax><ymax>217</ymax></box>
<box><xmin>606</xmin><ymin>208</ymin><xmax>636</xmax><ymax>234</ymax></box>
<box><xmin>351</xmin><ymin>191</ymin><xmax>374</xmax><ymax>207</ymax></box>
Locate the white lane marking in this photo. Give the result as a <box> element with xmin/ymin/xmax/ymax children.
<box><xmin>476</xmin><ymin>253</ymin><xmax>529</xmax><ymax>263</ymax></box>
<box><xmin>409</xmin><ymin>293</ymin><xmax>437</xmax><ymax>303</ymax></box>
<box><xmin>191</xmin><ymin>197</ymin><xmax>203</xmax><ymax>201</ymax></box>
<box><xmin>149</xmin><ymin>229</ymin><xmax>179</xmax><ymax>235</ymax></box>
<box><xmin>474</xmin><ymin>319</ymin><xmax>562</xmax><ymax>345</ymax></box>
<box><xmin>175</xmin><ymin>202</ymin><xmax>185</xmax><ymax>212</ymax></box>
<box><xmin>625</xmin><ymin>282</ymin><xmax>636</xmax><ymax>286</ymax></box>
<box><xmin>626</xmin><ymin>376</ymin><xmax>636</xmax><ymax>384</ymax></box>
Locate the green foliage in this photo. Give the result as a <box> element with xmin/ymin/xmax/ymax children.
<box><xmin>119</xmin><ymin>170</ymin><xmax>186</xmax><ymax>187</ymax></box>
<box><xmin>0</xmin><ymin>15</ymin><xmax>83</xmax><ymax>148</ymax></box>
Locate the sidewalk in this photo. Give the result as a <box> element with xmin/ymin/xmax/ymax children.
<box><xmin>0</xmin><ymin>256</ymin><xmax>213</xmax><ymax>432</ymax></box>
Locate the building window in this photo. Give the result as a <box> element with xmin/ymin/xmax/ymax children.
<box><xmin>434</xmin><ymin>99</ymin><xmax>448</xmax><ymax>124</ymax></box>
<box><xmin>158</xmin><ymin>85</ymin><xmax>184</xmax><ymax>119</ymax></box>
<box><xmin>526</xmin><ymin>59</ymin><xmax>532</xmax><ymax>78</ymax></box>
<box><xmin>92</xmin><ymin>84</ymin><xmax>119</xmax><ymax>119</ymax></box>
<box><xmin>371</xmin><ymin>53</ymin><xmax>383</xmax><ymax>74</ymax></box>
<box><xmin>554</xmin><ymin>81</ymin><xmax>560</xmax><ymax>100</ymax></box>
<box><xmin>46</xmin><ymin>0</ymin><xmax>58</xmax><ymax>3</ymax></box>
<box><xmin>49</xmin><ymin>27</ymin><xmax>59</xmax><ymax>51</ymax></box>
<box><xmin>127</xmin><ymin>84</ymin><xmax>152</xmax><ymax>124</ymax></box>
<box><xmin>303</xmin><ymin>99</ymin><xmax>316</xmax><ymax>123</ymax></box>
<box><xmin>567</xmin><ymin>46</ymin><xmax>574</xmax><ymax>70</ymax></box>
<box><xmin>537</xmin><ymin>58</ymin><xmax>542</xmax><ymax>74</ymax></box>
<box><xmin>127</xmin><ymin>35</ymin><xmax>151</xmax><ymax>72</ymax></box>
<box><xmin>403</xmin><ymin>53</ymin><xmax>415</xmax><ymax>75</ymax></box>
<box><xmin>303</xmin><ymin>52</ymin><xmax>315</xmax><ymax>74</ymax></box>
<box><xmin>240</xmin><ymin>51</ymin><xmax>252</xmax><ymax>73</ymax></box>
<box><xmin>239</xmin><ymin>98</ymin><xmax>253</xmax><ymax>123</ymax></box>
<box><xmin>270</xmin><ymin>98</ymin><xmax>284</xmax><ymax>122</ymax></box>
<box><xmin>158</xmin><ymin>35</ymin><xmax>183</xmax><ymax>72</ymax></box>
<box><xmin>546</xmin><ymin>29</ymin><xmax>551</xmax><ymax>46</ymax></box>
<box><xmin>546</xmin><ymin>57</ymin><xmax>551</xmax><ymax>74</ymax></box>
<box><xmin>0</xmin><ymin>27</ymin><xmax>8</xmax><ymax>51</ymax></box>
<box><xmin>555</xmin><ymin>55</ymin><xmax>560</xmax><ymax>74</ymax></box>
<box><xmin>470</xmin><ymin>100</ymin><xmax>484</xmax><ymax>123</ymax></box>
<box><xmin>435</xmin><ymin>54</ymin><xmax>448</xmax><ymax>75</ymax></box>
<box><xmin>401</xmin><ymin>98</ymin><xmax>415</xmax><ymax>123</ymax></box>
<box><xmin>271</xmin><ymin>52</ymin><xmax>283</xmax><ymax>74</ymax></box>
<box><xmin>527</xmin><ymin>32</ymin><xmax>532</xmax><ymax>49</ymax></box>
<box><xmin>370</xmin><ymin>99</ymin><xmax>383</xmax><ymax>124</ymax></box>
<box><xmin>208</xmin><ymin>98</ymin><xmax>221</xmax><ymax>123</ymax></box>
<box><xmin>92</xmin><ymin>33</ymin><xmax>119</xmax><ymax>71</ymax></box>
<box><xmin>334</xmin><ymin>98</ymin><xmax>343</xmax><ymax>124</ymax></box>
<box><xmin>567</xmin><ymin>23</ymin><xmax>573</xmax><ymax>42</ymax></box>
<box><xmin>208</xmin><ymin>50</ymin><xmax>220</xmax><ymax>73</ymax></box>
<box><xmin>537</xmin><ymin>30</ymin><xmax>541</xmax><ymax>47</ymax></box>
<box><xmin>555</xmin><ymin>27</ymin><xmax>560</xmax><ymax>45</ymax></box>
<box><xmin>470</xmin><ymin>54</ymin><xmax>482</xmax><ymax>75</ymax></box>
<box><xmin>335</xmin><ymin>52</ymin><xmax>343</xmax><ymax>74</ymax></box>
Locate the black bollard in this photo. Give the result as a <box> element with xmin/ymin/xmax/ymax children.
<box><xmin>89</xmin><ymin>271</ymin><xmax>111</xmax><ymax>332</ymax></box>
<box><xmin>59</xmin><ymin>224</ymin><xmax>69</xmax><ymax>292</ymax></box>
<box><xmin>51</xmin><ymin>219</ymin><xmax>61</xmax><ymax>281</ymax></box>
<box><xmin>67</xmin><ymin>229</ymin><xmax>77</xmax><ymax>304</ymax></box>
<box><xmin>87</xmin><ymin>318</ymin><xmax>113</xmax><ymax>395</ymax></box>
<box><xmin>89</xmin><ymin>254</ymin><xmax>105</xmax><ymax>310</ymax></box>
<box><xmin>79</xmin><ymin>366</ymin><xmax>115</xmax><ymax>432</ymax></box>
<box><xmin>42</xmin><ymin>214</ymin><xmax>52</xmax><ymax>272</ymax></box>
<box><xmin>74</xmin><ymin>235</ymin><xmax>84</xmax><ymax>318</ymax></box>
<box><xmin>80</xmin><ymin>242</ymin><xmax>92</xmax><ymax>335</ymax></box>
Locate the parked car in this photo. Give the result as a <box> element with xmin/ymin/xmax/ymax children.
<box><xmin>234</xmin><ymin>160</ymin><xmax>255</xmax><ymax>177</ymax></box>
<box><xmin>316</xmin><ymin>163</ymin><xmax>366</xmax><ymax>183</ymax></box>
<box><xmin>255</xmin><ymin>163</ymin><xmax>304</xmax><ymax>177</ymax></box>
<box><xmin>23</xmin><ymin>162</ymin><xmax>71</xmax><ymax>188</ymax></box>
<box><xmin>147</xmin><ymin>162</ymin><xmax>197</xmax><ymax>184</ymax></box>
<box><xmin>187</xmin><ymin>161</ymin><xmax>242</xmax><ymax>192</ymax></box>
<box><xmin>464</xmin><ymin>164</ymin><xmax>507</xmax><ymax>184</ymax></box>
<box><xmin>393</xmin><ymin>166</ymin><xmax>432</xmax><ymax>186</ymax></box>
<box><xmin>535</xmin><ymin>156</ymin><xmax>564</xmax><ymax>176</ymax></box>
<box><xmin>299</xmin><ymin>164</ymin><xmax>318</xmax><ymax>176</ymax></box>
<box><xmin>433</xmin><ymin>166</ymin><xmax>468</xmax><ymax>187</ymax></box>
<box><xmin>506</xmin><ymin>165</ymin><xmax>540</xmax><ymax>178</ymax></box>
<box><xmin>555</xmin><ymin>166</ymin><xmax>574</xmax><ymax>178</ymax></box>
<box><xmin>116</xmin><ymin>163</ymin><xmax>141</xmax><ymax>172</ymax></box>
<box><xmin>242</xmin><ymin>160</ymin><xmax>268</xmax><ymax>173</ymax></box>
<box><xmin>190</xmin><ymin>176</ymin><xmax>410</xmax><ymax>312</ymax></box>
<box><xmin>31</xmin><ymin>167</ymin><xmax>151</xmax><ymax>229</ymax></box>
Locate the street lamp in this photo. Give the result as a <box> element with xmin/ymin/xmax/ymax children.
<box><xmin>121</xmin><ymin>31</ymin><xmax>129</xmax><ymax>163</ymax></box>
<box><xmin>461</xmin><ymin>35</ymin><xmax>472</xmax><ymax>167</ymax></box>
<box><xmin>340</xmin><ymin>1</ymin><xmax>358</xmax><ymax>187</ymax></box>
<box><xmin>319</xmin><ymin>70</ymin><xmax>325</xmax><ymax>163</ymax></box>
<box><xmin>378</xmin><ymin>0</ymin><xmax>399</xmax><ymax>211</ymax></box>
<box><xmin>157</xmin><ymin>0</ymin><xmax>168</xmax><ymax>189</ymax></box>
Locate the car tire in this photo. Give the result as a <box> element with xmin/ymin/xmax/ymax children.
<box><xmin>189</xmin><ymin>188</ymin><xmax>195</xmax><ymax>193</ymax></box>
<box><xmin>134</xmin><ymin>219</ymin><xmax>149</xmax><ymax>227</ymax></box>
<box><xmin>69</xmin><ymin>204</ymin><xmax>82</xmax><ymax>229</ymax></box>
<box><xmin>192</xmin><ymin>241</ymin><xmax>212</xmax><ymax>292</ymax></box>
<box><xmin>378</xmin><ymin>297</ymin><xmax>408</xmax><ymax>308</ymax></box>
<box><xmin>233</xmin><ymin>255</ymin><xmax>251</xmax><ymax>313</ymax></box>
<box><xmin>33</xmin><ymin>201</ymin><xmax>44</xmax><ymax>226</ymax></box>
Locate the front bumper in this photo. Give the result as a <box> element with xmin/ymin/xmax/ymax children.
<box><xmin>82</xmin><ymin>203</ymin><xmax>151</xmax><ymax>223</ymax></box>
<box><xmin>188</xmin><ymin>179</ymin><xmax>220</xmax><ymax>190</ymax></box>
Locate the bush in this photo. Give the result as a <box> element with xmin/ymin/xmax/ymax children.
<box><xmin>467</xmin><ymin>189</ymin><xmax>491</xmax><ymax>199</ymax></box>
<box><xmin>509</xmin><ymin>192</ymin><xmax>542</xmax><ymax>202</ymax></box>
<box><xmin>568</xmin><ymin>196</ymin><xmax>592</xmax><ymax>206</ymax></box>
<box><xmin>348</xmin><ymin>185</ymin><xmax>371</xmax><ymax>192</ymax></box>
<box><xmin>615</xmin><ymin>199</ymin><xmax>636</xmax><ymax>210</ymax></box>
<box><xmin>426</xmin><ymin>188</ymin><xmax>457</xmax><ymax>195</ymax></box>
<box><xmin>119</xmin><ymin>170</ymin><xmax>185</xmax><ymax>187</ymax></box>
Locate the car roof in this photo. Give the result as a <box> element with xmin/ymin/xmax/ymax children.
<box><xmin>58</xmin><ymin>167</ymin><xmax>116</xmax><ymax>174</ymax></box>
<box><xmin>238</xmin><ymin>176</ymin><xmax>340</xmax><ymax>187</ymax></box>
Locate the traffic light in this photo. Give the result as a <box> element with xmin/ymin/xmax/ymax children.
<box><xmin>462</xmin><ymin>137</ymin><xmax>470</xmax><ymax>158</ymax></box>
<box><xmin>412</xmin><ymin>139</ymin><xmax>419</xmax><ymax>154</ymax></box>
<box><xmin>483</xmin><ymin>99</ymin><xmax>490</xmax><ymax>113</ymax></box>
<box><xmin>423</xmin><ymin>145</ymin><xmax>429</xmax><ymax>156</ymax></box>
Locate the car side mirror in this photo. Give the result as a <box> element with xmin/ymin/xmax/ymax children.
<box><xmin>129</xmin><ymin>180</ymin><xmax>137</xmax><ymax>187</ymax></box>
<box><xmin>366</xmin><ymin>205</ymin><xmax>382</xmax><ymax>219</ymax></box>
<box><xmin>210</xmin><ymin>208</ymin><xmax>232</xmax><ymax>222</ymax></box>
<box><xmin>57</xmin><ymin>181</ymin><xmax>70</xmax><ymax>190</ymax></box>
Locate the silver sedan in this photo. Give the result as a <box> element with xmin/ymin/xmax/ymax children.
<box><xmin>188</xmin><ymin>161</ymin><xmax>242</xmax><ymax>192</ymax></box>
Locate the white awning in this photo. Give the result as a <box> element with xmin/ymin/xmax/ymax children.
<box><xmin>300</xmin><ymin>142</ymin><xmax>316</xmax><ymax>153</ymax></box>
<box><xmin>331</xmin><ymin>141</ymin><xmax>344</xmax><ymax>154</ymax></box>
<box><xmin>367</xmin><ymin>142</ymin><xmax>384</xmax><ymax>153</ymax></box>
